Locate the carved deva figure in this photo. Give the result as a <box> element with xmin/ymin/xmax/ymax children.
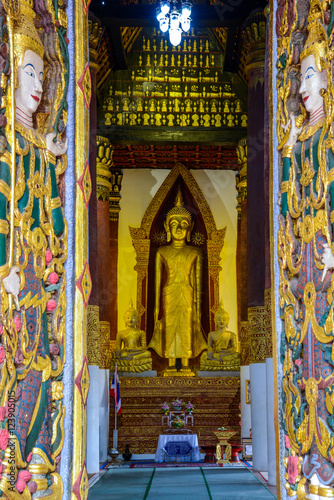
<box><xmin>0</xmin><ymin>1</ymin><xmax>68</xmax><ymax>498</ymax></box>
<box><xmin>200</xmin><ymin>304</ymin><xmax>239</xmax><ymax>371</ymax></box>
<box><xmin>111</xmin><ymin>300</ymin><xmax>152</xmax><ymax>373</ymax></box>
<box><xmin>148</xmin><ymin>186</ymin><xmax>207</xmax><ymax>375</ymax></box>
<box><xmin>279</xmin><ymin>7</ymin><xmax>334</xmax><ymax>498</ymax></box>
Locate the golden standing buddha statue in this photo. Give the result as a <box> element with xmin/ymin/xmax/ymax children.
<box><xmin>148</xmin><ymin>187</ymin><xmax>207</xmax><ymax>375</ymax></box>
<box><xmin>110</xmin><ymin>301</ymin><xmax>152</xmax><ymax>373</ymax></box>
<box><xmin>200</xmin><ymin>305</ymin><xmax>240</xmax><ymax>371</ymax></box>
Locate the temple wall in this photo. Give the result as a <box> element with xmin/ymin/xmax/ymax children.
<box><xmin>117</xmin><ymin>168</ymin><xmax>238</xmax><ymax>337</ymax></box>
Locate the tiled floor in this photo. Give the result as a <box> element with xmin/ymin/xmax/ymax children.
<box><xmin>88</xmin><ymin>461</ymin><xmax>277</xmax><ymax>499</ymax></box>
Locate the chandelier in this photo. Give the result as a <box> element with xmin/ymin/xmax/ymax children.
<box><xmin>156</xmin><ymin>1</ymin><xmax>192</xmax><ymax>47</ymax></box>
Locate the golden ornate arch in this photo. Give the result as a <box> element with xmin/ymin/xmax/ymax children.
<box><xmin>129</xmin><ymin>162</ymin><xmax>226</xmax><ymax>332</ymax></box>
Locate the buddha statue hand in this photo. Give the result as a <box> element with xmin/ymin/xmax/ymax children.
<box><xmin>3</xmin><ymin>266</ymin><xmax>21</xmax><ymax>310</ymax></box>
<box><xmin>283</xmin><ymin>114</ymin><xmax>302</xmax><ymax>147</ymax></box>
<box><xmin>46</xmin><ymin>131</ymin><xmax>68</xmax><ymax>157</ymax></box>
<box><xmin>321</xmin><ymin>242</ymin><xmax>334</xmax><ymax>281</ymax></box>
<box><xmin>207</xmin><ymin>347</ymin><xmax>213</xmax><ymax>360</ymax></box>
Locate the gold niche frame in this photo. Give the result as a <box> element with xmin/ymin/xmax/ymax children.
<box><xmin>129</xmin><ymin>162</ymin><xmax>226</xmax><ymax>333</ymax></box>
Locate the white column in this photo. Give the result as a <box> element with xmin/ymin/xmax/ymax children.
<box><xmin>266</xmin><ymin>358</ymin><xmax>276</xmax><ymax>485</ymax></box>
<box><xmin>250</xmin><ymin>362</ymin><xmax>268</xmax><ymax>471</ymax></box>
<box><xmin>87</xmin><ymin>365</ymin><xmax>100</xmax><ymax>473</ymax></box>
<box><xmin>99</xmin><ymin>368</ymin><xmax>110</xmax><ymax>462</ymax></box>
<box><xmin>240</xmin><ymin>365</ymin><xmax>252</xmax><ymax>437</ymax></box>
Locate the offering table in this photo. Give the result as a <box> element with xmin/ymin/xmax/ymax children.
<box><xmin>155</xmin><ymin>433</ymin><xmax>201</xmax><ymax>462</ymax></box>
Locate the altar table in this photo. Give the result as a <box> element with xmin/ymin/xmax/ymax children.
<box><xmin>155</xmin><ymin>434</ymin><xmax>201</xmax><ymax>463</ymax></box>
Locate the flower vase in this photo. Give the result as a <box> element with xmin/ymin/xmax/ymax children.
<box><xmin>122</xmin><ymin>444</ymin><xmax>132</xmax><ymax>461</ymax></box>
<box><xmin>173</xmin><ymin>406</ymin><xmax>181</xmax><ymax>411</ymax></box>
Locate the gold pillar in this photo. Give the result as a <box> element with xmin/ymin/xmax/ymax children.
<box><xmin>87</xmin><ymin>305</ymin><xmax>101</xmax><ymax>366</ymax></box>
<box><xmin>236</xmin><ymin>138</ymin><xmax>248</xmax><ymax>364</ymax></box>
<box><xmin>236</xmin><ymin>138</ymin><xmax>247</xmax><ymax>217</ymax></box>
<box><xmin>100</xmin><ymin>321</ymin><xmax>112</xmax><ymax>370</ymax></box>
<box><xmin>96</xmin><ymin>136</ymin><xmax>113</xmax><ymax>202</ymax></box>
<box><xmin>109</xmin><ymin>169</ymin><xmax>123</xmax><ymax>222</ymax></box>
<box><xmin>240</xmin><ymin>321</ymin><xmax>250</xmax><ymax>367</ymax></box>
<box><xmin>241</xmin><ymin>13</ymin><xmax>266</xmax><ymax>89</ymax></box>
<box><xmin>241</xmin><ymin>12</ymin><xmax>267</xmax><ymax>364</ymax></box>
<box><xmin>248</xmin><ymin>306</ymin><xmax>266</xmax><ymax>364</ymax></box>
<box><xmin>264</xmin><ymin>288</ymin><xmax>272</xmax><ymax>359</ymax></box>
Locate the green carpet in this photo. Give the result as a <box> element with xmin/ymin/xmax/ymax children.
<box><xmin>88</xmin><ymin>467</ymin><xmax>275</xmax><ymax>499</ymax></box>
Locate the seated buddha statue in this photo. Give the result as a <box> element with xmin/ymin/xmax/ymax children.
<box><xmin>200</xmin><ymin>305</ymin><xmax>240</xmax><ymax>371</ymax></box>
<box><xmin>110</xmin><ymin>301</ymin><xmax>152</xmax><ymax>373</ymax></box>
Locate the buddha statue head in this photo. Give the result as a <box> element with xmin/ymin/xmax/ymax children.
<box><xmin>123</xmin><ymin>299</ymin><xmax>139</xmax><ymax>328</ymax></box>
<box><xmin>215</xmin><ymin>304</ymin><xmax>229</xmax><ymax>331</ymax></box>
<box><xmin>164</xmin><ymin>186</ymin><xmax>193</xmax><ymax>243</ymax></box>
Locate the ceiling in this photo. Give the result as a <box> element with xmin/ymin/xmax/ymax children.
<box><xmin>89</xmin><ymin>0</ymin><xmax>266</xmax><ymax>171</ymax></box>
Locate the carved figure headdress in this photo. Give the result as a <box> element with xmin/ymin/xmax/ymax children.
<box><xmin>12</xmin><ymin>0</ymin><xmax>45</xmax><ymax>70</ymax></box>
<box><xmin>300</xmin><ymin>1</ymin><xmax>328</xmax><ymax>72</ymax></box>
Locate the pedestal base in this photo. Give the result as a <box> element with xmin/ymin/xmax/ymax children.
<box><xmin>197</xmin><ymin>371</ymin><xmax>240</xmax><ymax>377</ymax></box>
<box><xmin>119</xmin><ymin>370</ymin><xmax>157</xmax><ymax>377</ymax></box>
<box><xmin>201</xmin><ymin>445</ymin><xmax>216</xmax><ymax>463</ymax></box>
<box><xmin>231</xmin><ymin>444</ymin><xmax>243</xmax><ymax>462</ymax></box>
<box><xmin>161</xmin><ymin>368</ymin><xmax>195</xmax><ymax>377</ymax></box>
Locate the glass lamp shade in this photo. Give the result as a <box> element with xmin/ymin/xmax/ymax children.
<box><xmin>181</xmin><ymin>2</ymin><xmax>192</xmax><ymax>19</ymax></box>
<box><xmin>181</xmin><ymin>17</ymin><xmax>190</xmax><ymax>32</ymax></box>
<box><xmin>161</xmin><ymin>1</ymin><xmax>170</xmax><ymax>15</ymax></box>
<box><xmin>159</xmin><ymin>17</ymin><xmax>169</xmax><ymax>33</ymax></box>
<box><xmin>169</xmin><ymin>27</ymin><xmax>182</xmax><ymax>46</ymax></box>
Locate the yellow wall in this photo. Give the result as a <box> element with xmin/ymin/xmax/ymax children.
<box><xmin>118</xmin><ymin>169</ymin><xmax>238</xmax><ymax>335</ymax></box>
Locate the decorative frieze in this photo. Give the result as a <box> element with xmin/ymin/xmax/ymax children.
<box><xmin>248</xmin><ymin>306</ymin><xmax>266</xmax><ymax>364</ymax></box>
<box><xmin>96</xmin><ymin>136</ymin><xmax>113</xmax><ymax>201</ymax></box>
<box><xmin>87</xmin><ymin>305</ymin><xmax>101</xmax><ymax>366</ymax></box>
<box><xmin>239</xmin><ymin>321</ymin><xmax>250</xmax><ymax>366</ymax></box>
<box><xmin>264</xmin><ymin>288</ymin><xmax>273</xmax><ymax>358</ymax></box>
<box><xmin>100</xmin><ymin>320</ymin><xmax>112</xmax><ymax>369</ymax></box>
<box><xmin>236</xmin><ymin>137</ymin><xmax>247</xmax><ymax>217</ymax></box>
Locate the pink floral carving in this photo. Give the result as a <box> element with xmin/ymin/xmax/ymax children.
<box><xmin>295</xmin><ymin>359</ymin><xmax>302</xmax><ymax>366</ymax></box>
<box><xmin>15</xmin><ymin>479</ymin><xmax>26</xmax><ymax>493</ymax></box>
<box><xmin>0</xmin><ymin>429</ymin><xmax>9</xmax><ymax>450</ymax></box>
<box><xmin>285</xmin><ymin>434</ymin><xmax>291</xmax><ymax>449</ymax></box>
<box><xmin>0</xmin><ymin>407</ymin><xmax>5</xmax><ymax>421</ymax></box>
<box><xmin>49</xmin><ymin>272</ymin><xmax>59</xmax><ymax>284</ymax></box>
<box><xmin>45</xmin><ymin>249</ymin><xmax>53</xmax><ymax>265</ymax></box>
<box><xmin>14</xmin><ymin>349</ymin><xmax>23</xmax><ymax>365</ymax></box>
<box><xmin>14</xmin><ymin>317</ymin><xmax>21</xmax><ymax>332</ymax></box>
<box><xmin>15</xmin><ymin>385</ymin><xmax>21</xmax><ymax>401</ymax></box>
<box><xmin>0</xmin><ymin>346</ymin><xmax>5</xmax><ymax>364</ymax></box>
<box><xmin>46</xmin><ymin>299</ymin><xmax>57</xmax><ymax>312</ymax></box>
<box><xmin>27</xmin><ymin>481</ymin><xmax>37</xmax><ymax>493</ymax></box>
<box><xmin>0</xmin><ymin>115</ymin><xmax>7</xmax><ymax>128</ymax></box>
<box><xmin>49</xmin><ymin>343</ymin><xmax>60</xmax><ymax>356</ymax></box>
<box><xmin>287</xmin><ymin>455</ymin><xmax>299</xmax><ymax>484</ymax></box>
<box><xmin>18</xmin><ymin>470</ymin><xmax>32</xmax><ymax>482</ymax></box>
